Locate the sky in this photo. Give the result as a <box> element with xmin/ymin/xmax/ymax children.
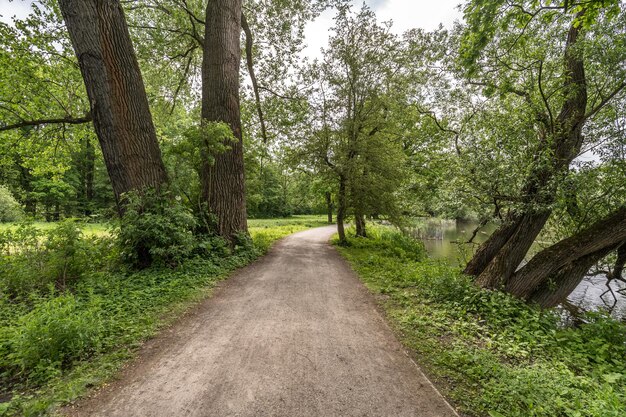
<box><xmin>0</xmin><ymin>0</ymin><xmax>463</xmax><ymax>54</ymax></box>
<box><xmin>304</xmin><ymin>0</ymin><xmax>462</xmax><ymax>58</ymax></box>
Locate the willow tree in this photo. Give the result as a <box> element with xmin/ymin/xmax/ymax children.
<box><xmin>458</xmin><ymin>0</ymin><xmax>626</xmax><ymax>293</ymax></box>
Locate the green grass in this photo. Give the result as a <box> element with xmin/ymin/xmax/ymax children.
<box><xmin>0</xmin><ymin>222</ymin><xmax>109</xmax><ymax>237</ymax></box>
<box><xmin>335</xmin><ymin>225</ymin><xmax>626</xmax><ymax>417</ymax></box>
<box><xmin>0</xmin><ymin>216</ymin><xmax>328</xmax><ymax>417</ymax></box>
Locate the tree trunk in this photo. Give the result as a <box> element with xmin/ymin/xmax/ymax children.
<box><xmin>612</xmin><ymin>241</ymin><xmax>626</xmax><ymax>280</ymax></box>
<box><xmin>529</xmin><ymin>245</ymin><xmax>617</xmax><ymax>309</ymax></box>
<box><xmin>475</xmin><ymin>211</ymin><xmax>551</xmax><ymax>288</ymax></box>
<box><xmin>200</xmin><ymin>0</ymin><xmax>248</xmax><ymax>241</ymax></box>
<box><xmin>58</xmin><ymin>0</ymin><xmax>168</xmax><ymax>210</ymax></box>
<box><xmin>326</xmin><ymin>191</ymin><xmax>333</xmax><ymax>223</ymax></box>
<box><xmin>463</xmin><ymin>215</ymin><xmax>521</xmax><ymax>276</ymax></box>
<box><xmin>505</xmin><ymin>207</ymin><xmax>626</xmax><ymax>299</ymax></box>
<box><xmin>337</xmin><ymin>176</ymin><xmax>347</xmax><ymax>245</ymax></box>
<box><xmin>355</xmin><ymin>212</ymin><xmax>367</xmax><ymax>238</ymax></box>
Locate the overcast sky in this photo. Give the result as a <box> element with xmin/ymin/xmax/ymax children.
<box><xmin>1</xmin><ymin>0</ymin><xmax>463</xmax><ymax>55</ymax></box>
<box><xmin>304</xmin><ymin>0</ymin><xmax>462</xmax><ymax>58</ymax></box>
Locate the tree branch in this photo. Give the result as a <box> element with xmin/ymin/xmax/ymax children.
<box><xmin>0</xmin><ymin>115</ymin><xmax>92</xmax><ymax>132</ymax></box>
<box><xmin>241</xmin><ymin>12</ymin><xmax>268</xmax><ymax>143</ymax></box>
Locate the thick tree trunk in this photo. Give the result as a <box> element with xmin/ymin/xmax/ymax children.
<box><xmin>529</xmin><ymin>245</ymin><xmax>617</xmax><ymax>309</ymax></box>
<box><xmin>58</xmin><ymin>0</ymin><xmax>168</xmax><ymax>210</ymax></box>
<box><xmin>337</xmin><ymin>176</ymin><xmax>347</xmax><ymax>245</ymax></box>
<box><xmin>505</xmin><ymin>207</ymin><xmax>626</xmax><ymax>299</ymax></box>
<box><xmin>326</xmin><ymin>191</ymin><xmax>333</xmax><ymax>223</ymax></box>
<box><xmin>475</xmin><ymin>211</ymin><xmax>551</xmax><ymax>288</ymax></box>
<box><xmin>200</xmin><ymin>0</ymin><xmax>248</xmax><ymax>241</ymax></box>
<box><xmin>464</xmin><ymin>215</ymin><xmax>521</xmax><ymax>276</ymax></box>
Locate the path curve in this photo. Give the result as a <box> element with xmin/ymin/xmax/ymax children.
<box><xmin>65</xmin><ymin>226</ymin><xmax>458</xmax><ymax>417</ymax></box>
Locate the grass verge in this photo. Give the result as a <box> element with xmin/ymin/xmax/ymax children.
<box><xmin>335</xmin><ymin>225</ymin><xmax>626</xmax><ymax>417</ymax></box>
<box><xmin>0</xmin><ymin>216</ymin><xmax>328</xmax><ymax>416</ymax></box>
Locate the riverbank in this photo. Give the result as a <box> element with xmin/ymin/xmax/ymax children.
<box><xmin>336</xmin><ymin>226</ymin><xmax>626</xmax><ymax>417</ymax></box>
<box><xmin>0</xmin><ymin>216</ymin><xmax>328</xmax><ymax>416</ymax></box>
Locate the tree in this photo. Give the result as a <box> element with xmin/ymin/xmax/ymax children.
<box><xmin>457</xmin><ymin>0</ymin><xmax>626</xmax><ymax>293</ymax></box>
<box><xmin>57</xmin><ymin>0</ymin><xmax>168</xmax><ymax>211</ymax></box>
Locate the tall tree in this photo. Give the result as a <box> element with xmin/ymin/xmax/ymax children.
<box><xmin>199</xmin><ymin>0</ymin><xmax>248</xmax><ymax>240</ymax></box>
<box><xmin>458</xmin><ymin>0</ymin><xmax>625</xmax><ymax>290</ymax></box>
<box><xmin>57</xmin><ymin>0</ymin><xmax>168</xmax><ymax>210</ymax></box>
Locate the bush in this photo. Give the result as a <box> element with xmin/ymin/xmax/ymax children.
<box><xmin>6</xmin><ymin>294</ymin><xmax>103</xmax><ymax>383</ymax></box>
<box><xmin>0</xmin><ymin>185</ymin><xmax>23</xmax><ymax>222</ymax></box>
<box><xmin>118</xmin><ymin>190</ymin><xmax>197</xmax><ymax>268</ymax></box>
<box><xmin>0</xmin><ymin>221</ymin><xmax>108</xmax><ymax>297</ymax></box>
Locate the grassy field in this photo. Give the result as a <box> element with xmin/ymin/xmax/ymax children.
<box><xmin>336</xmin><ymin>226</ymin><xmax>626</xmax><ymax>417</ymax></box>
<box><xmin>0</xmin><ymin>216</ymin><xmax>329</xmax><ymax>417</ymax></box>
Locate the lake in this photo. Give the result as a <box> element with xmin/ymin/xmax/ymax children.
<box><xmin>408</xmin><ymin>218</ymin><xmax>626</xmax><ymax>318</ymax></box>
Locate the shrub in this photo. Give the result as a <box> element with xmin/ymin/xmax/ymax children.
<box><xmin>118</xmin><ymin>190</ymin><xmax>197</xmax><ymax>268</ymax></box>
<box><xmin>0</xmin><ymin>185</ymin><xmax>23</xmax><ymax>222</ymax></box>
<box><xmin>0</xmin><ymin>221</ymin><xmax>107</xmax><ymax>297</ymax></box>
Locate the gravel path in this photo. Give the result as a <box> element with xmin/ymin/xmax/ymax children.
<box><xmin>64</xmin><ymin>226</ymin><xmax>458</xmax><ymax>417</ymax></box>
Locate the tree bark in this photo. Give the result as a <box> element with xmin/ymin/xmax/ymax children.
<box><xmin>529</xmin><ymin>245</ymin><xmax>617</xmax><ymax>309</ymax></box>
<box><xmin>326</xmin><ymin>191</ymin><xmax>333</xmax><ymax>223</ymax></box>
<box><xmin>463</xmin><ymin>214</ymin><xmax>521</xmax><ymax>276</ymax></box>
<box><xmin>475</xmin><ymin>211</ymin><xmax>551</xmax><ymax>288</ymax></box>
<box><xmin>337</xmin><ymin>176</ymin><xmax>347</xmax><ymax>244</ymax></box>
<box><xmin>200</xmin><ymin>0</ymin><xmax>248</xmax><ymax>241</ymax></box>
<box><xmin>58</xmin><ymin>0</ymin><xmax>168</xmax><ymax>210</ymax></box>
<box><xmin>505</xmin><ymin>207</ymin><xmax>626</xmax><ymax>299</ymax></box>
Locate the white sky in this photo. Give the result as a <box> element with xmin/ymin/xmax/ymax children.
<box><xmin>1</xmin><ymin>0</ymin><xmax>463</xmax><ymax>54</ymax></box>
<box><xmin>304</xmin><ymin>0</ymin><xmax>463</xmax><ymax>58</ymax></box>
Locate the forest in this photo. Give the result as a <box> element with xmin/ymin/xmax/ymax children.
<box><xmin>0</xmin><ymin>0</ymin><xmax>625</xmax><ymax>416</ymax></box>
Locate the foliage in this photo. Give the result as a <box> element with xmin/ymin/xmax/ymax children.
<box><xmin>0</xmin><ymin>186</ymin><xmax>22</xmax><ymax>222</ymax></box>
<box><xmin>117</xmin><ymin>190</ymin><xmax>197</xmax><ymax>268</ymax></box>
<box><xmin>337</xmin><ymin>226</ymin><xmax>626</xmax><ymax>417</ymax></box>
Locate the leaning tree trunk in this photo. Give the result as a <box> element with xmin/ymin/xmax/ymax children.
<box><xmin>337</xmin><ymin>176</ymin><xmax>347</xmax><ymax>245</ymax></box>
<box><xmin>200</xmin><ymin>0</ymin><xmax>248</xmax><ymax>241</ymax></box>
<box><xmin>467</xmin><ymin>16</ymin><xmax>587</xmax><ymax>289</ymax></box>
<box><xmin>505</xmin><ymin>206</ymin><xmax>626</xmax><ymax>299</ymax></box>
<box><xmin>475</xmin><ymin>211</ymin><xmax>551</xmax><ymax>288</ymax></box>
<box><xmin>612</xmin><ymin>241</ymin><xmax>626</xmax><ymax>280</ymax></box>
<box><xmin>529</xmin><ymin>245</ymin><xmax>618</xmax><ymax>309</ymax></box>
<box><xmin>58</xmin><ymin>0</ymin><xmax>168</xmax><ymax>210</ymax></box>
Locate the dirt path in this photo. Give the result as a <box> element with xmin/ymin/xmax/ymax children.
<box><xmin>64</xmin><ymin>226</ymin><xmax>458</xmax><ymax>417</ymax></box>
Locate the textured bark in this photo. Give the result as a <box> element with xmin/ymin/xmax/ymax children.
<box><xmin>326</xmin><ymin>191</ymin><xmax>333</xmax><ymax>223</ymax></box>
<box><xmin>58</xmin><ymin>0</ymin><xmax>168</xmax><ymax>209</ymax></box>
<box><xmin>337</xmin><ymin>176</ymin><xmax>347</xmax><ymax>244</ymax></box>
<box><xmin>506</xmin><ymin>207</ymin><xmax>626</xmax><ymax>299</ymax></box>
<box><xmin>463</xmin><ymin>215</ymin><xmax>521</xmax><ymax>276</ymax></box>
<box><xmin>475</xmin><ymin>211</ymin><xmax>551</xmax><ymax>288</ymax></box>
<box><xmin>200</xmin><ymin>0</ymin><xmax>248</xmax><ymax>240</ymax></box>
<box><xmin>530</xmin><ymin>245</ymin><xmax>617</xmax><ymax>309</ymax></box>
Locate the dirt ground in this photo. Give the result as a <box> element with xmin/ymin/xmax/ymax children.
<box><xmin>63</xmin><ymin>226</ymin><xmax>458</xmax><ymax>417</ymax></box>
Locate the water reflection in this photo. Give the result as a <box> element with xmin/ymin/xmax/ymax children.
<box><xmin>408</xmin><ymin>218</ymin><xmax>626</xmax><ymax>318</ymax></box>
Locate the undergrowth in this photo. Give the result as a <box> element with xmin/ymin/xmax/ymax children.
<box><xmin>0</xmin><ymin>215</ymin><xmax>326</xmax><ymax>416</ymax></box>
<box><xmin>336</xmin><ymin>226</ymin><xmax>626</xmax><ymax>417</ymax></box>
